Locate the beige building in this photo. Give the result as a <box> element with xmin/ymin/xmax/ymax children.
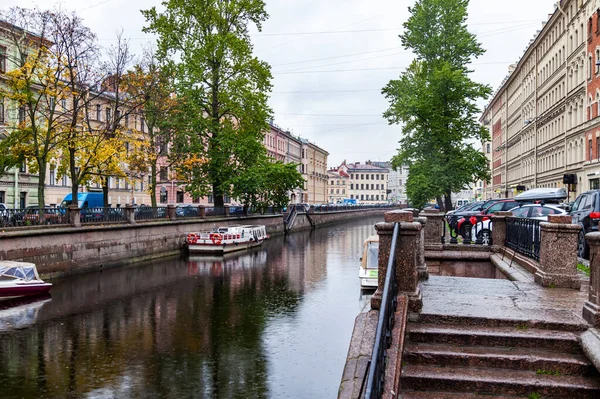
<box><xmin>334</xmin><ymin>161</ymin><xmax>389</xmax><ymax>204</ymax></box>
<box><xmin>300</xmin><ymin>138</ymin><xmax>328</xmax><ymax>204</ymax></box>
<box><xmin>327</xmin><ymin>169</ymin><xmax>349</xmax><ymax>204</ymax></box>
<box><xmin>481</xmin><ymin>0</ymin><xmax>591</xmax><ymax>201</ymax></box>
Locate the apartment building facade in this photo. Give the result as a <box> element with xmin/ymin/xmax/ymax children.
<box><xmin>481</xmin><ymin>0</ymin><xmax>591</xmax><ymax>201</ymax></box>
<box><xmin>327</xmin><ymin>169</ymin><xmax>349</xmax><ymax>204</ymax></box>
<box><xmin>333</xmin><ymin>161</ymin><xmax>389</xmax><ymax>204</ymax></box>
<box><xmin>300</xmin><ymin>139</ymin><xmax>329</xmax><ymax>204</ymax></box>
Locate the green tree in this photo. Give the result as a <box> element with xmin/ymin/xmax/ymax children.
<box><xmin>382</xmin><ymin>0</ymin><xmax>491</xmax><ymax>210</ymax></box>
<box><xmin>230</xmin><ymin>157</ymin><xmax>304</xmax><ymax>214</ymax></box>
<box><xmin>142</xmin><ymin>0</ymin><xmax>273</xmax><ymax>208</ymax></box>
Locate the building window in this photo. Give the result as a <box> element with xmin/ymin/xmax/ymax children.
<box><xmin>0</xmin><ymin>191</ymin><xmax>4</xmax><ymax>204</ymax></box>
<box><xmin>0</xmin><ymin>98</ymin><xmax>4</xmax><ymax>123</ymax></box>
<box><xmin>159</xmin><ymin>167</ymin><xmax>168</xmax><ymax>181</ymax></box>
<box><xmin>590</xmin><ymin>139</ymin><xmax>593</xmax><ymax>160</ymax></box>
<box><xmin>96</xmin><ymin>105</ymin><xmax>101</xmax><ymax>121</ymax></box>
<box><xmin>18</xmin><ymin>107</ymin><xmax>26</xmax><ymax>124</ymax></box>
<box><xmin>19</xmin><ymin>192</ymin><xmax>26</xmax><ymax>209</ymax></box>
<box><xmin>160</xmin><ymin>190</ymin><xmax>168</xmax><ymax>203</ymax></box>
<box><xmin>176</xmin><ymin>191</ymin><xmax>184</xmax><ymax>203</ymax></box>
<box><xmin>0</xmin><ymin>46</ymin><xmax>6</xmax><ymax>73</ymax></box>
<box><xmin>106</xmin><ymin>108</ymin><xmax>111</xmax><ymax>122</ymax></box>
<box><xmin>62</xmin><ymin>174</ymin><xmax>68</xmax><ymax>186</ymax></box>
<box><xmin>336</xmin><ymin>189</ymin><xmax>339</xmax><ymax>194</ymax></box>
<box><xmin>366</xmin><ymin>174</ymin><xmax>369</xmax><ymax>180</ymax></box>
<box><xmin>360</xmin><ymin>195</ymin><xmax>364</xmax><ymax>200</ymax></box>
<box><xmin>141</xmin><ymin>117</ymin><xmax>145</xmax><ymax>133</ymax></box>
<box><xmin>399</xmin><ymin>179</ymin><xmax>403</xmax><ymax>186</ymax></box>
<box><xmin>350</xmin><ymin>195</ymin><xmax>354</xmax><ymax>199</ymax></box>
<box><xmin>371</xmin><ymin>184</ymin><xmax>374</xmax><ymax>190</ymax></box>
<box><xmin>49</xmin><ymin>166</ymin><xmax>55</xmax><ymax>185</ymax></box>
<box><xmin>19</xmin><ymin>162</ymin><xmax>26</xmax><ymax>173</ymax></box>
<box><xmin>192</xmin><ymin>196</ymin><xmax>200</xmax><ymax>204</ymax></box>
<box><xmin>361</xmin><ymin>174</ymin><xmax>364</xmax><ymax>179</ymax></box>
<box><xmin>376</xmin><ymin>195</ymin><xmax>379</xmax><ymax>201</ymax></box>
<box><xmin>486</xmin><ymin>143</ymin><xmax>491</xmax><ymax>153</ymax></box>
<box><xmin>208</xmin><ymin>194</ymin><xmax>214</xmax><ymax>204</ymax></box>
<box><xmin>361</xmin><ymin>184</ymin><xmax>364</xmax><ymax>190</ymax></box>
<box><xmin>350</xmin><ymin>184</ymin><xmax>353</xmax><ymax>190</ymax></box>
<box><xmin>330</xmin><ymin>188</ymin><xmax>334</xmax><ymax>194</ymax></box>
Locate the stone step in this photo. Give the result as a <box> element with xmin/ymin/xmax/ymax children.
<box><xmin>404</xmin><ymin>342</ymin><xmax>597</xmax><ymax>376</ymax></box>
<box><xmin>409</xmin><ymin>312</ymin><xmax>588</xmax><ymax>332</ymax></box>
<box><xmin>407</xmin><ymin>324</ymin><xmax>581</xmax><ymax>353</ymax></box>
<box><xmin>401</xmin><ymin>364</ymin><xmax>600</xmax><ymax>398</ymax></box>
<box><xmin>400</xmin><ymin>391</ymin><xmax>526</xmax><ymax>399</ymax></box>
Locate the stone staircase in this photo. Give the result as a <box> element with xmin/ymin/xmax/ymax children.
<box><xmin>399</xmin><ymin>314</ymin><xmax>600</xmax><ymax>398</ymax></box>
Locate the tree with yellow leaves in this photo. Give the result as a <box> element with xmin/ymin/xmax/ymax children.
<box><xmin>0</xmin><ymin>7</ymin><xmax>70</xmax><ymax>211</ymax></box>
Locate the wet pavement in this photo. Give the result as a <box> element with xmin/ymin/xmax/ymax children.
<box><xmin>0</xmin><ymin>217</ymin><xmax>382</xmax><ymax>399</ymax></box>
<box><xmin>419</xmin><ymin>276</ymin><xmax>589</xmax><ymax>329</ymax></box>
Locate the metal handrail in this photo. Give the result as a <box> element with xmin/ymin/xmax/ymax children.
<box><xmin>505</xmin><ymin>217</ymin><xmax>541</xmax><ymax>260</ymax></box>
<box><xmin>363</xmin><ymin>222</ymin><xmax>399</xmax><ymax>399</ymax></box>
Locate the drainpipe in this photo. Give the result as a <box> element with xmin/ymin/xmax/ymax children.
<box><xmin>557</xmin><ymin>1</ymin><xmax>569</xmax><ymax>192</ymax></box>
<box><xmin>13</xmin><ymin>167</ymin><xmax>18</xmax><ymax>209</ymax></box>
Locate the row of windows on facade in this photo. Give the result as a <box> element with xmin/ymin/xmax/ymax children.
<box><xmin>349</xmin><ymin>173</ymin><xmax>386</xmax><ymax>180</ymax></box>
<box><xmin>0</xmin><ymin>191</ymin><xmax>27</xmax><ymax>208</ymax></box>
<box><xmin>350</xmin><ymin>183</ymin><xmax>386</xmax><ymax>190</ymax></box>
<box><xmin>330</xmin><ymin>188</ymin><xmax>345</xmax><ymax>194</ymax></box>
<box><xmin>329</xmin><ymin>180</ymin><xmax>346</xmax><ymax>185</ymax></box>
<box><xmin>349</xmin><ymin>194</ymin><xmax>384</xmax><ymax>201</ymax></box>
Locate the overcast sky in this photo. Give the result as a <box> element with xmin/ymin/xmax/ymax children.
<box><xmin>2</xmin><ymin>0</ymin><xmax>556</xmax><ymax>167</ymax></box>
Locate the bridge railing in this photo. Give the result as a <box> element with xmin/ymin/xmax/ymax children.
<box><xmin>505</xmin><ymin>217</ymin><xmax>541</xmax><ymax>261</ymax></box>
<box><xmin>362</xmin><ymin>222</ymin><xmax>399</xmax><ymax>399</ymax></box>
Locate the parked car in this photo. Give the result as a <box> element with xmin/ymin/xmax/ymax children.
<box><xmin>471</xmin><ymin>204</ymin><xmax>567</xmax><ymax>245</ymax></box>
<box><xmin>14</xmin><ymin>206</ymin><xmax>65</xmax><ymax>226</ymax></box>
<box><xmin>176</xmin><ymin>204</ymin><xmax>199</xmax><ymax>217</ymax></box>
<box><xmin>451</xmin><ymin>199</ymin><xmax>521</xmax><ymax>240</ymax></box>
<box><xmin>570</xmin><ymin>190</ymin><xmax>600</xmax><ymax>259</ymax></box>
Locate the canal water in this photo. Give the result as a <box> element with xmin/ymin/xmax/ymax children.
<box><xmin>0</xmin><ymin>216</ymin><xmax>381</xmax><ymax>399</ymax></box>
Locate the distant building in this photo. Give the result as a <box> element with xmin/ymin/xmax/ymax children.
<box><xmin>300</xmin><ymin>139</ymin><xmax>329</xmax><ymax>203</ymax></box>
<box><xmin>327</xmin><ymin>169</ymin><xmax>349</xmax><ymax>204</ymax></box>
<box><xmin>333</xmin><ymin>160</ymin><xmax>389</xmax><ymax>204</ymax></box>
<box><xmin>372</xmin><ymin>161</ymin><xmax>408</xmax><ymax>204</ymax></box>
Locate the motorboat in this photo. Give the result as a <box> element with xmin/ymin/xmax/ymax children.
<box><xmin>0</xmin><ymin>261</ymin><xmax>52</xmax><ymax>299</ymax></box>
<box><xmin>186</xmin><ymin>225</ymin><xmax>268</xmax><ymax>255</ymax></box>
<box><xmin>359</xmin><ymin>235</ymin><xmax>379</xmax><ymax>289</ymax></box>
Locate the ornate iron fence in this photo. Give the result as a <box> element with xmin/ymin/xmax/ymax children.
<box><xmin>443</xmin><ymin>214</ymin><xmax>493</xmax><ymax>245</ymax></box>
<box><xmin>133</xmin><ymin>206</ymin><xmax>169</xmax><ymax>221</ymax></box>
<box><xmin>80</xmin><ymin>207</ymin><xmax>127</xmax><ymax>223</ymax></box>
<box><xmin>0</xmin><ymin>207</ymin><xmax>69</xmax><ymax>227</ymax></box>
<box><xmin>505</xmin><ymin>217</ymin><xmax>541</xmax><ymax>261</ymax></box>
<box><xmin>362</xmin><ymin>222</ymin><xmax>400</xmax><ymax>399</ymax></box>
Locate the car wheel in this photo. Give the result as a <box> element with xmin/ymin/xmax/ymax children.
<box><xmin>477</xmin><ymin>229</ymin><xmax>492</xmax><ymax>245</ymax></box>
<box><xmin>578</xmin><ymin>229</ymin><xmax>590</xmax><ymax>259</ymax></box>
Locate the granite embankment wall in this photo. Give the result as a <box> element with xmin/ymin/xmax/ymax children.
<box><xmin>0</xmin><ymin>208</ymin><xmax>390</xmax><ymax>278</ymax></box>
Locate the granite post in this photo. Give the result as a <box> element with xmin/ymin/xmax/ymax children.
<box><xmin>583</xmin><ymin>232</ymin><xmax>600</xmax><ymax>325</ymax></box>
<box><xmin>491</xmin><ymin>211</ymin><xmax>512</xmax><ymax>250</ymax></box>
<box><xmin>125</xmin><ymin>205</ymin><xmax>136</xmax><ymax>224</ymax></box>
<box><xmin>68</xmin><ymin>205</ymin><xmax>81</xmax><ymax>228</ymax></box>
<box><xmin>198</xmin><ymin>205</ymin><xmax>206</xmax><ymax>219</ymax></box>
<box><xmin>421</xmin><ymin>209</ymin><xmax>444</xmax><ymax>250</ymax></box>
<box><xmin>167</xmin><ymin>204</ymin><xmax>177</xmax><ymax>221</ymax></box>
<box><xmin>415</xmin><ymin>215</ymin><xmax>428</xmax><ymax>280</ymax></box>
<box><xmin>371</xmin><ymin>210</ymin><xmax>422</xmax><ymax>313</ymax></box>
<box><xmin>535</xmin><ymin>214</ymin><xmax>581</xmax><ymax>289</ymax></box>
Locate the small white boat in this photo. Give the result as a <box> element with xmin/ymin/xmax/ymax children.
<box><xmin>359</xmin><ymin>235</ymin><xmax>379</xmax><ymax>289</ymax></box>
<box><xmin>186</xmin><ymin>225</ymin><xmax>268</xmax><ymax>255</ymax></box>
<box><xmin>0</xmin><ymin>261</ymin><xmax>52</xmax><ymax>299</ymax></box>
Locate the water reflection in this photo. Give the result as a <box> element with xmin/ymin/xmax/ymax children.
<box><xmin>0</xmin><ymin>217</ymin><xmax>380</xmax><ymax>398</ymax></box>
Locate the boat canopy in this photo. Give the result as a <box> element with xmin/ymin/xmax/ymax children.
<box><xmin>0</xmin><ymin>261</ymin><xmax>40</xmax><ymax>281</ymax></box>
<box><xmin>514</xmin><ymin>187</ymin><xmax>567</xmax><ymax>202</ymax></box>
<box><xmin>361</xmin><ymin>236</ymin><xmax>379</xmax><ymax>270</ymax></box>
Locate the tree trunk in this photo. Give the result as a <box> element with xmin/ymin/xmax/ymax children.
<box><xmin>436</xmin><ymin>196</ymin><xmax>444</xmax><ymax>211</ymax></box>
<box><xmin>213</xmin><ymin>182</ymin><xmax>224</xmax><ymax>208</ymax></box>
<box><xmin>102</xmin><ymin>177</ymin><xmax>109</xmax><ymax>207</ymax></box>
<box><xmin>150</xmin><ymin>164</ymin><xmax>157</xmax><ymax>208</ymax></box>
<box><xmin>444</xmin><ymin>189</ymin><xmax>453</xmax><ymax>212</ymax></box>
<box><xmin>37</xmin><ymin>162</ymin><xmax>46</xmax><ymax>221</ymax></box>
<box><xmin>69</xmin><ymin>147</ymin><xmax>78</xmax><ymax>207</ymax></box>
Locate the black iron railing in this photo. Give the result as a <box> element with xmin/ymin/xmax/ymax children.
<box><xmin>505</xmin><ymin>217</ymin><xmax>541</xmax><ymax>261</ymax></box>
<box><xmin>133</xmin><ymin>206</ymin><xmax>169</xmax><ymax>221</ymax></box>
<box><xmin>443</xmin><ymin>214</ymin><xmax>493</xmax><ymax>245</ymax></box>
<box><xmin>0</xmin><ymin>207</ymin><xmax>69</xmax><ymax>227</ymax></box>
<box><xmin>80</xmin><ymin>207</ymin><xmax>127</xmax><ymax>223</ymax></box>
<box><xmin>363</xmin><ymin>222</ymin><xmax>400</xmax><ymax>399</ymax></box>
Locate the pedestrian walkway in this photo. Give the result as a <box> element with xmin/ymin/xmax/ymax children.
<box><xmin>400</xmin><ymin>276</ymin><xmax>600</xmax><ymax>398</ymax></box>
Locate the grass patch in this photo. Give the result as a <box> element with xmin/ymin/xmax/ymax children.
<box><xmin>515</xmin><ymin>324</ymin><xmax>528</xmax><ymax>330</ymax></box>
<box><xmin>528</xmin><ymin>393</ymin><xmax>541</xmax><ymax>399</ymax></box>
<box><xmin>577</xmin><ymin>262</ymin><xmax>590</xmax><ymax>277</ymax></box>
<box><xmin>536</xmin><ymin>369</ymin><xmax>561</xmax><ymax>376</ymax></box>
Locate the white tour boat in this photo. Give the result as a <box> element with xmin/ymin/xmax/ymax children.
<box><xmin>359</xmin><ymin>235</ymin><xmax>379</xmax><ymax>289</ymax></box>
<box><xmin>186</xmin><ymin>225</ymin><xmax>268</xmax><ymax>255</ymax></box>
